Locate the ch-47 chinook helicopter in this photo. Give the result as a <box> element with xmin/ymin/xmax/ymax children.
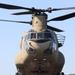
<box><xmin>0</xmin><ymin>3</ymin><xmax>75</xmax><ymax>75</ymax></box>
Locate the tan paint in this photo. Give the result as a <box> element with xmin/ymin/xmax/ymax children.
<box><xmin>32</xmin><ymin>14</ymin><xmax>47</xmax><ymax>32</ymax></box>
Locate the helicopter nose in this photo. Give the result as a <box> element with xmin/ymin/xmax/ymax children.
<box><xmin>28</xmin><ymin>39</ymin><xmax>51</xmax><ymax>50</ymax></box>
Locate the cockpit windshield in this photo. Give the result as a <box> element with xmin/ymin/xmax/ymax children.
<box><xmin>26</xmin><ymin>29</ymin><xmax>54</xmax><ymax>41</ymax></box>
<box><xmin>26</xmin><ymin>32</ymin><xmax>52</xmax><ymax>40</ymax></box>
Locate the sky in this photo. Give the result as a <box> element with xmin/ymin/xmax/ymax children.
<box><xmin>0</xmin><ymin>0</ymin><xmax>75</xmax><ymax>75</ymax></box>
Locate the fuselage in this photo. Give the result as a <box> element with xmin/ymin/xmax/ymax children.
<box><xmin>15</xmin><ymin>14</ymin><xmax>65</xmax><ymax>75</ymax></box>
<box><xmin>15</xmin><ymin>29</ymin><xmax>65</xmax><ymax>75</ymax></box>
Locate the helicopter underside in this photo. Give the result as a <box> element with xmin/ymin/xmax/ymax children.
<box><xmin>15</xmin><ymin>50</ymin><xmax>65</xmax><ymax>75</ymax></box>
<box><xmin>16</xmin><ymin>62</ymin><xmax>61</xmax><ymax>75</ymax></box>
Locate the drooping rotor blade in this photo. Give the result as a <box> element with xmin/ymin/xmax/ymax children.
<box><xmin>12</xmin><ymin>11</ymin><xmax>33</xmax><ymax>15</ymax></box>
<box><xmin>47</xmin><ymin>12</ymin><xmax>75</xmax><ymax>22</ymax></box>
<box><xmin>0</xmin><ymin>19</ymin><xmax>31</xmax><ymax>24</ymax></box>
<box><xmin>0</xmin><ymin>3</ymin><xmax>32</xmax><ymax>10</ymax></box>
<box><xmin>47</xmin><ymin>25</ymin><xmax>63</xmax><ymax>32</ymax></box>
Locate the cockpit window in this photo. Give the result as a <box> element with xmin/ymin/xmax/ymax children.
<box><xmin>44</xmin><ymin>33</ymin><xmax>52</xmax><ymax>39</ymax></box>
<box><xmin>37</xmin><ymin>33</ymin><xmax>43</xmax><ymax>39</ymax></box>
<box><xmin>27</xmin><ymin>33</ymin><xmax>36</xmax><ymax>40</ymax></box>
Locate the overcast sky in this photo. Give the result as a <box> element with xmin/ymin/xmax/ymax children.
<box><xmin>0</xmin><ymin>0</ymin><xmax>75</xmax><ymax>75</ymax></box>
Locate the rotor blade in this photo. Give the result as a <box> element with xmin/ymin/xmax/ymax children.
<box><xmin>0</xmin><ymin>19</ymin><xmax>31</xmax><ymax>24</ymax></box>
<box><xmin>47</xmin><ymin>25</ymin><xmax>63</xmax><ymax>32</ymax></box>
<box><xmin>0</xmin><ymin>3</ymin><xmax>32</xmax><ymax>10</ymax></box>
<box><xmin>47</xmin><ymin>12</ymin><xmax>75</xmax><ymax>22</ymax></box>
<box><xmin>12</xmin><ymin>11</ymin><xmax>33</xmax><ymax>15</ymax></box>
<box><xmin>52</xmin><ymin>7</ymin><xmax>75</xmax><ymax>11</ymax></box>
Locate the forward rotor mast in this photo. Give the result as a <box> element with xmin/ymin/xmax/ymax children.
<box><xmin>32</xmin><ymin>13</ymin><xmax>47</xmax><ymax>32</ymax></box>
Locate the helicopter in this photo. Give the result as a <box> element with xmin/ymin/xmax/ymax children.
<box><xmin>0</xmin><ymin>3</ymin><xmax>75</xmax><ymax>75</ymax></box>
